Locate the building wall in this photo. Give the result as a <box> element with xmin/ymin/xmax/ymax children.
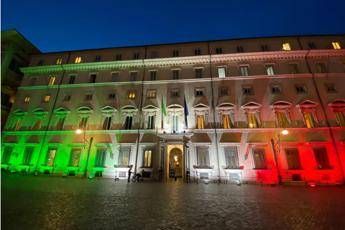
<box><xmin>2</xmin><ymin>35</ymin><xmax>345</xmax><ymax>185</ymax></box>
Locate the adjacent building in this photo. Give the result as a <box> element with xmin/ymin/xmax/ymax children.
<box><xmin>1</xmin><ymin>30</ymin><xmax>40</xmax><ymax>128</ymax></box>
<box><xmin>2</xmin><ymin>35</ymin><xmax>345</xmax><ymax>185</ymax></box>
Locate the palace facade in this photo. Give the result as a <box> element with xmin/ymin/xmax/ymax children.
<box><xmin>2</xmin><ymin>35</ymin><xmax>345</xmax><ymax>185</ymax></box>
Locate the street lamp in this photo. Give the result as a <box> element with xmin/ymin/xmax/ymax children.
<box><xmin>75</xmin><ymin>128</ymin><xmax>93</xmax><ymax>178</ymax></box>
<box><xmin>271</xmin><ymin>129</ymin><xmax>289</xmax><ymax>185</ymax></box>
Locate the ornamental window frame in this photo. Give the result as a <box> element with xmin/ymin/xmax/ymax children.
<box><xmin>271</xmin><ymin>101</ymin><xmax>292</xmax><ymax>128</ymax></box>
<box><xmin>101</xmin><ymin>106</ymin><xmax>117</xmax><ymax>130</ymax></box>
<box><xmin>216</xmin><ymin>102</ymin><xmax>235</xmax><ymax>129</ymax></box>
<box><xmin>241</xmin><ymin>101</ymin><xmax>262</xmax><ymax>128</ymax></box>
<box><xmin>193</xmin><ymin>103</ymin><xmax>209</xmax><ymax>129</ymax></box>
<box><xmin>328</xmin><ymin>99</ymin><xmax>345</xmax><ymax>127</ymax></box>
<box><xmin>142</xmin><ymin>105</ymin><xmax>159</xmax><ymax>130</ymax></box>
<box><xmin>298</xmin><ymin>100</ymin><xmax>318</xmax><ymax>128</ymax></box>
<box><xmin>77</xmin><ymin>106</ymin><xmax>93</xmax><ymax>130</ymax></box>
<box><xmin>121</xmin><ymin>105</ymin><xmax>138</xmax><ymax>130</ymax></box>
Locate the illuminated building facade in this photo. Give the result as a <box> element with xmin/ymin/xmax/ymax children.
<box><xmin>2</xmin><ymin>35</ymin><xmax>345</xmax><ymax>185</ymax></box>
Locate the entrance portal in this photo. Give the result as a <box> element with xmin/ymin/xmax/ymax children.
<box><xmin>166</xmin><ymin>144</ymin><xmax>184</xmax><ymax>181</ymax></box>
<box><xmin>169</xmin><ymin>148</ymin><xmax>182</xmax><ymax>178</ymax></box>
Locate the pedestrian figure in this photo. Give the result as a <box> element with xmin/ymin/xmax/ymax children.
<box><xmin>186</xmin><ymin>170</ymin><xmax>190</xmax><ymax>183</ymax></box>
<box><xmin>128</xmin><ymin>165</ymin><xmax>133</xmax><ymax>183</ymax></box>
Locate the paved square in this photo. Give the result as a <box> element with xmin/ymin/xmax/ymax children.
<box><xmin>2</xmin><ymin>174</ymin><xmax>345</xmax><ymax>230</ymax></box>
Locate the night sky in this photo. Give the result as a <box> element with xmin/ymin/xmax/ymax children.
<box><xmin>2</xmin><ymin>0</ymin><xmax>345</xmax><ymax>52</ymax></box>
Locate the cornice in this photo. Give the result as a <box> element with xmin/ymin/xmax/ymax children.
<box><xmin>20</xmin><ymin>49</ymin><xmax>345</xmax><ymax>75</ymax></box>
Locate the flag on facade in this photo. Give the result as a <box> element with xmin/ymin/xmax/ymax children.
<box><xmin>161</xmin><ymin>97</ymin><xmax>167</xmax><ymax>116</ymax></box>
<box><xmin>184</xmin><ymin>96</ymin><xmax>189</xmax><ymax>128</ymax></box>
<box><xmin>161</xmin><ymin>97</ymin><xmax>167</xmax><ymax>129</ymax></box>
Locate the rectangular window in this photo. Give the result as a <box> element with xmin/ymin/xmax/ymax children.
<box><xmin>219</xmin><ymin>87</ymin><xmax>228</xmax><ymax>96</ymax></box>
<box><xmin>128</xmin><ymin>91</ymin><xmax>136</xmax><ymax>99</ymax></box>
<box><xmin>56</xmin><ymin>58</ymin><xmax>63</xmax><ymax>65</ymax></box>
<box><xmin>308</xmin><ymin>42</ymin><xmax>316</xmax><ymax>49</ymax></box>
<box><xmin>295</xmin><ymin>85</ymin><xmax>307</xmax><ymax>94</ymax></box>
<box><xmin>172</xmin><ymin>69</ymin><xmax>179</xmax><ymax>80</ymax></box>
<box><xmin>271</xmin><ymin>85</ymin><xmax>281</xmax><ymax>94</ymax></box>
<box><xmin>194</xmin><ymin>48</ymin><xmax>201</xmax><ymax>55</ymax></box>
<box><xmin>48</xmin><ymin>76</ymin><xmax>56</xmax><ymax>85</ymax></box>
<box><xmin>240</xmin><ymin>66</ymin><xmax>249</xmax><ymax>76</ymax></box>
<box><xmin>195</xmin><ymin>68</ymin><xmax>203</xmax><ymax>78</ymax></box>
<box><xmin>236</xmin><ymin>46</ymin><xmax>244</xmax><ymax>53</ymax></box>
<box><xmin>217</xmin><ymin>67</ymin><xmax>226</xmax><ymax>78</ymax></box>
<box><xmin>30</xmin><ymin>77</ymin><xmax>37</xmax><ymax>86</ymax></box>
<box><xmin>95</xmin><ymin>55</ymin><xmax>101</xmax><ymax>62</ymax></box>
<box><xmin>285</xmin><ymin>148</ymin><xmax>301</xmax><ymax>169</ymax></box>
<box><xmin>332</xmin><ymin>41</ymin><xmax>341</xmax><ymax>49</ymax></box>
<box><xmin>24</xmin><ymin>96</ymin><xmax>30</xmax><ymax>103</ymax></box>
<box><xmin>195</xmin><ymin>88</ymin><xmax>204</xmax><ymax>97</ymax></box>
<box><xmin>108</xmin><ymin>93</ymin><xmax>116</xmax><ymax>100</ymax></box>
<box><xmin>69</xmin><ymin>148</ymin><xmax>81</xmax><ymax>167</ymax></box>
<box><xmin>261</xmin><ymin>45</ymin><xmax>269</xmax><ymax>51</ymax></box>
<box><xmin>56</xmin><ymin>117</ymin><xmax>65</xmax><ymax>130</ymax></box>
<box><xmin>75</xmin><ymin>57</ymin><xmax>82</xmax><ymax>63</ymax></box>
<box><xmin>143</xmin><ymin>150</ymin><xmax>152</xmax><ymax>167</ymax></box>
<box><xmin>325</xmin><ymin>83</ymin><xmax>336</xmax><ymax>93</ymax></box>
<box><xmin>115</xmin><ymin>54</ymin><xmax>122</xmax><ymax>61</ymax></box>
<box><xmin>133</xmin><ymin>53</ymin><xmax>140</xmax><ymax>59</ymax></box>
<box><xmin>95</xmin><ymin>149</ymin><xmax>106</xmax><ymax>167</ymax></box>
<box><xmin>197</xmin><ymin>147</ymin><xmax>209</xmax><ymax>167</ymax></box>
<box><xmin>247</xmin><ymin>112</ymin><xmax>260</xmax><ymax>128</ymax></box>
<box><xmin>215</xmin><ymin>47</ymin><xmax>223</xmax><ymax>54</ymax></box>
<box><xmin>171</xmin><ymin>88</ymin><xmax>180</xmax><ymax>97</ymax></box>
<box><xmin>111</xmin><ymin>72</ymin><xmax>119</xmax><ymax>81</ymax></box>
<box><xmin>222</xmin><ymin>114</ymin><xmax>232</xmax><ymax>129</ymax></box>
<box><xmin>282</xmin><ymin>43</ymin><xmax>291</xmax><ymax>51</ymax></box>
<box><xmin>253</xmin><ymin>148</ymin><xmax>267</xmax><ymax>169</ymax></box>
<box><xmin>85</xmin><ymin>94</ymin><xmax>93</xmax><ymax>101</ymax></box>
<box><xmin>124</xmin><ymin>116</ymin><xmax>133</xmax><ymax>129</ymax></box>
<box><xmin>224</xmin><ymin>146</ymin><xmax>239</xmax><ymax>169</ymax></box>
<box><xmin>289</xmin><ymin>63</ymin><xmax>299</xmax><ymax>74</ymax></box>
<box><xmin>315</xmin><ymin>63</ymin><xmax>327</xmax><ymax>73</ymax></box>
<box><xmin>172</xmin><ymin>115</ymin><xmax>179</xmax><ymax>133</ymax></box>
<box><xmin>22</xmin><ymin>147</ymin><xmax>34</xmax><ymax>165</ymax></box>
<box><xmin>335</xmin><ymin>111</ymin><xmax>345</xmax><ymax>126</ymax></box>
<box><xmin>103</xmin><ymin>116</ymin><xmax>112</xmax><ymax>130</ymax></box>
<box><xmin>266</xmin><ymin>65</ymin><xmax>275</xmax><ymax>76</ymax></box>
<box><xmin>89</xmin><ymin>74</ymin><xmax>97</xmax><ymax>83</ymax></box>
<box><xmin>46</xmin><ymin>148</ymin><xmax>57</xmax><ymax>166</ymax></box>
<box><xmin>313</xmin><ymin>147</ymin><xmax>331</xmax><ymax>169</ymax></box>
<box><xmin>149</xmin><ymin>71</ymin><xmax>157</xmax><ymax>81</ymax></box>
<box><xmin>2</xmin><ymin>146</ymin><xmax>13</xmax><ymax>164</ymax></box>
<box><xmin>43</xmin><ymin>95</ymin><xmax>51</xmax><ymax>103</ymax></box>
<box><xmin>275</xmin><ymin>111</ymin><xmax>290</xmax><ymax>128</ymax></box>
<box><xmin>32</xmin><ymin>119</ymin><xmax>42</xmax><ymax>130</ymax></box>
<box><xmin>63</xmin><ymin>95</ymin><xmax>71</xmax><ymax>101</ymax></box>
<box><xmin>12</xmin><ymin>119</ymin><xmax>21</xmax><ymax>131</ymax></box>
<box><xmin>196</xmin><ymin>115</ymin><xmax>205</xmax><ymax>129</ymax></box>
<box><xmin>150</xmin><ymin>51</ymin><xmax>158</xmax><ymax>58</ymax></box>
<box><xmin>118</xmin><ymin>147</ymin><xmax>130</xmax><ymax>166</ymax></box>
<box><xmin>130</xmin><ymin>72</ymin><xmax>137</xmax><ymax>81</ymax></box>
<box><xmin>303</xmin><ymin>111</ymin><xmax>316</xmax><ymax>128</ymax></box>
<box><xmin>79</xmin><ymin>117</ymin><xmax>88</xmax><ymax>129</ymax></box>
<box><xmin>69</xmin><ymin>75</ymin><xmax>76</xmax><ymax>84</ymax></box>
<box><xmin>172</xmin><ymin>50</ymin><xmax>179</xmax><ymax>57</ymax></box>
<box><xmin>147</xmin><ymin>115</ymin><xmax>155</xmax><ymax>129</ymax></box>
<box><xmin>146</xmin><ymin>89</ymin><xmax>156</xmax><ymax>99</ymax></box>
<box><xmin>242</xmin><ymin>86</ymin><xmax>254</xmax><ymax>95</ymax></box>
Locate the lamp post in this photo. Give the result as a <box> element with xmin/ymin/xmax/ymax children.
<box><xmin>75</xmin><ymin>128</ymin><xmax>93</xmax><ymax>178</ymax></box>
<box><xmin>271</xmin><ymin>129</ymin><xmax>289</xmax><ymax>185</ymax></box>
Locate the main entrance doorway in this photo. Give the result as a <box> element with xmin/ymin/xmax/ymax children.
<box><xmin>166</xmin><ymin>144</ymin><xmax>184</xmax><ymax>181</ymax></box>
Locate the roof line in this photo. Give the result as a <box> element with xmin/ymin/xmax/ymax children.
<box><xmin>24</xmin><ymin>32</ymin><xmax>345</xmax><ymax>55</ymax></box>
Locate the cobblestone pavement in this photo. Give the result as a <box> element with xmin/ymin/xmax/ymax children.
<box><xmin>2</xmin><ymin>174</ymin><xmax>345</xmax><ymax>230</ymax></box>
